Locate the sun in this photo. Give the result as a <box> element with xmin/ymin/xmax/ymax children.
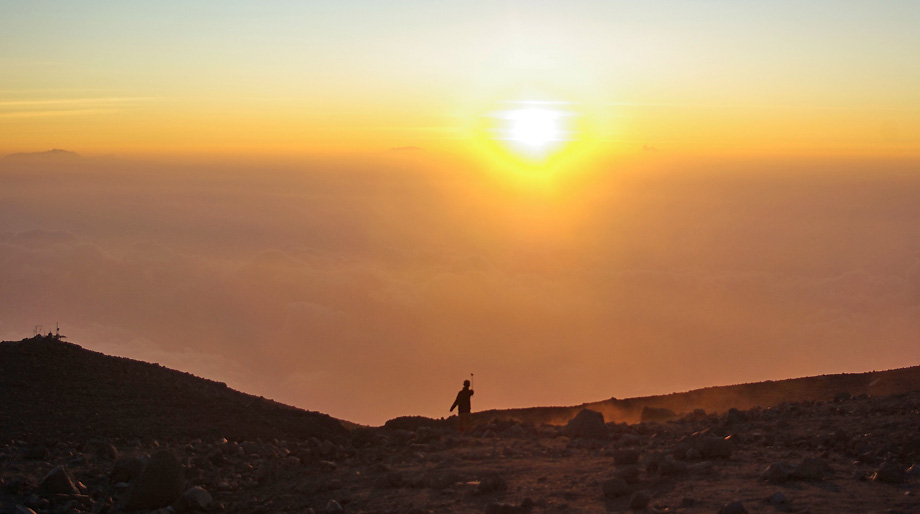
<box><xmin>507</xmin><ymin>107</ymin><xmax>563</xmax><ymax>147</ymax></box>
<box><xmin>492</xmin><ymin>101</ymin><xmax>574</xmax><ymax>161</ymax></box>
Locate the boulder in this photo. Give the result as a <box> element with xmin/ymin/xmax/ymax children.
<box><xmin>612</xmin><ymin>449</ymin><xmax>641</xmax><ymax>466</ymax></box>
<box><xmin>111</xmin><ymin>456</ymin><xmax>146</xmax><ymax>484</ymax></box>
<box><xmin>126</xmin><ymin>451</ymin><xmax>185</xmax><ymax>510</ymax></box>
<box><xmin>613</xmin><ymin>465</ymin><xmax>641</xmax><ymax>484</ymax></box>
<box><xmin>601</xmin><ymin>477</ymin><xmax>632</xmax><ymax>498</ymax></box>
<box><xmin>766</xmin><ymin>491</ymin><xmax>788</xmax><ymax>507</ymax></box>
<box><xmin>628</xmin><ymin>490</ymin><xmax>650</xmax><ymax>510</ymax></box>
<box><xmin>760</xmin><ymin>462</ymin><xmax>792</xmax><ymax>484</ymax></box>
<box><xmin>180</xmin><ymin>486</ymin><xmax>213</xmax><ymax>511</ymax></box>
<box><xmin>696</xmin><ymin>436</ymin><xmax>733</xmax><ymax>459</ymax></box>
<box><xmin>791</xmin><ymin>457</ymin><xmax>829</xmax><ymax>481</ymax></box>
<box><xmin>872</xmin><ymin>461</ymin><xmax>905</xmax><ymax>484</ymax></box>
<box><xmin>564</xmin><ymin>410</ymin><xmax>607</xmax><ymax>439</ymax></box>
<box><xmin>718</xmin><ymin>501</ymin><xmax>748</xmax><ymax>514</ymax></box>
<box><xmin>477</xmin><ymin>474</ymin><xmax>508</xmax><ymax>494</ymax></box>
<box><xmin>38</xmin><ymin>465</ymin><xmax>79</xmax><ymax>495</ymax></box>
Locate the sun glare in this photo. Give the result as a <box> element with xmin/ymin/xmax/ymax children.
<box><xmin>494</xmin><ymin>102</ymin><xmax>574</xmax><ymax>160</ymax></box>
<box><xmin>507</xmin><ymin>108</ymin><xmax>563</xmax><ymax>148</ymax></box>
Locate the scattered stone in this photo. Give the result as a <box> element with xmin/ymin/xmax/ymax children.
<box><xmin>325</xmin><ymin>499</ymin><xmax>343</xmax><ymax>513</ymax></box>
<box><xmin>766</xmin><ymin>491</ymin><xmax>788</xmax><ymax>506</ymax></box>
<box><xmin>696</xmin><ymin>436</ymin><xmax>733</xmax><ymax>459</ymax></box>
<box><xmin>485</xmin><ymin>502</ymin><xmax>528</xmax><ymax>514</ymax></box>
<box><xmin>613</xmin><ymin>449</ymin><xmax>641</xmax><ymax>465</ymax></box>
<box><xmin>98</xmin><ymin>442</ymin><xmax>119</xmax><ymax>461</ymax></box>
<box><xmin>791</xmin><ymin>457</ymin><xmax>828</xmax><ymax>481</ymax></box>
<box><xmin>601</xmin><ymin>478</ymin><xmax>632</xmax><ymax>498</ymax></box>
<box><xmin>24</xmin><ymin>445</ymin><xmax>48</xmax><ymax>460</ymax></box>
<box><xmin>761</xmin><ymin>462</ymin><xmax>792</xmax><ymax>484</ymax></box>
<box><xmin>906</xmin><ymin>464</ymin><xmax>920</xmax><ymax>477</ymax></box>
<box><xmin>15</xmin><ymin>506</ymin><xmax>38</xmax><ymax>514</ymax></box>
<box><xmin>126</xmin><ymin>451</ymin><xmax>185</xmax><ymax>510</ymax></box>
<box><xmin>180</xmin><ymin>486</ymin><xmax>213</xmax><ymax>511</ymax></box>
<box><xmin>628</xmin><ymin>490</ymin><xmax>650</xmax><ymax>510</ymax></box>
<box><xmin>477</xmin><ymin>474</ymin><xmax>508</xmax><ymax>494</ymax></box>
<box><xmin>718</xmin><ymin>500</ymin><xmax>748</xmax><ymax>514</ymax></box>
<box><xmin>111</xmin><ymin>456</ymin><xmax>146</xmax><ymax>483</ymax></box>
<box><xmin>38</xmin><ymin>465</ymin><xmax>79</xmax><ymax>495</ymax></box>
<box><xmin>564</xmin><ymin>409</ymin><xmax>607</xmax><ymax>439</ymax></box>
<box><xmin>613</xmin><ymin>466</ymin><xmax>641</xmax><ymax>484</ymax></box>
<box><xmin>872</xmin><ymin>461</ymin><xmax>905</xmax><ymax>484</ymax></box>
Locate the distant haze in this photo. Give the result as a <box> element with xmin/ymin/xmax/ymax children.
<box><xmin>2</xmin><ymin>153</ymin><xmax>919</xmax><ymax>425</ymax></box>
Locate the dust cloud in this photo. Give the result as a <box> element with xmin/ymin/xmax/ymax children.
<box><xmin>2</xmin><ymin>152</ymin><xmax>919</xmax><ymax>425</ymax></box>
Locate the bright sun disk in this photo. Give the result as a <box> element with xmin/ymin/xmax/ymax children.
<box><xmin>507</xmin><ymin>107</ymin><xmax>563</xmax><ymax>147</ymax></box>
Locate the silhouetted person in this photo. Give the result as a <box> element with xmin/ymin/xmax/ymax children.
<box><xmin>450</xmin><ymin>379</ymin><xmax>474</xmax><ymax>432</ymax></box>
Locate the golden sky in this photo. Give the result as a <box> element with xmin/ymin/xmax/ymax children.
<box><xmin>2</xmin><ymin>1</ymin><xmax>919</xmax><ymax>161</ymax></box>
<box><xmin>3</xmin><ymin>2</ymin><xmax>920</xmax><ymax>425</ymax></box>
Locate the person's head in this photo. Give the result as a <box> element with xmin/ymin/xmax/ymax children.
<box><xmin>463</xmin><ymin>379</ymin><xmax>470</xmax><ymax>388</ymax></box>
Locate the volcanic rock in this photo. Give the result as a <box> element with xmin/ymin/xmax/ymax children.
<box><xmin>111</xmin><ymin>456</ymin><xmax>146</xmax><ymax>484</ymax></box>
<box><xmin>564</xmin><ymin>409</ymin><xmax>607</xmax><ymax>439</ymax></box>
<box><xmin>180</xmin><ymin>486</ymin><xmax>213</xmax><ymax>511</ymax></box>
<box><xmin>760</xmin><ymin>462</ymin><xmax>792</xmax><ymax>484</ymax></box>
<box><xmin>696</xmin><ymin>435</ymin><xmax>733</xmax><ymax>459</ymax></box>
<box><xmin>477</xmin><ymin>474</ymin><xmax>508</xmax><ymax>494</ymax></box>
<box><xmin>718</xmin><ymin>500</ymin><xmax>749</xmax><ymax>514</ymax></box>
<box><xmin>628</xmin><ymin>490</ymin><xmax>650</xmax><ymax>510</ymax></box>
<box><xmin>791</xmin><ymin>457</ymin><xmax>829</xmax><ymax>481</ymax></box>
<box><xmin>126</xmin><ymin>450</ymin><xmax>185</xmax><ymax>510</ymax></box>
<box><xmin>38</xmin><ymin>465</ymin><xmax>79</xmax><ymax>495</ymax></box>
<box><xmin>601</xmin><ymin>477</ymin><xmax>632</xmax><ymax>498</ymax></box>
<box><xmin>612</xmin><ymin>448</ymin><xmax>640</xmax><ymax>465</ymax></box>
<box><xmin>872</xmin><ymin>461</ymin><xmax>905</xmax><ymax>484</ymax></box>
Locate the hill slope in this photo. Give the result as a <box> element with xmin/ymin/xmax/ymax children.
<box><xmin>474</xmin><ymin>365</ymin><xmax>920</xmax><ymax>426</ymax></box>
<box><xmin>0</xmin><ymin>335</ymin><xmax>347</xmax><ymax>444</ymax></box>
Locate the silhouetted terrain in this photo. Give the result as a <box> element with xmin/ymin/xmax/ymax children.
<box><xmin>2</xmin><ymin>336</ymin><xmax>920</xmax><ymax>514</ymax></box>
<box><xmin>0</xmin><ymin>335</ymin><xmax>347</xmax><ymax>444</ymax></box>
<box><xmin>474</xmin><ymin>365</ymin><xmax>920</xmax><ymax>427</ymax></box>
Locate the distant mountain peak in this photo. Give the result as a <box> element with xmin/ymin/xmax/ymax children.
<box><xmin>3</xmin><ymin>149</ymin><xmax>82</xmax><ymax>161</ymax></box>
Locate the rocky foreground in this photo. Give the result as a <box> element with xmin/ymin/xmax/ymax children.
<box><xmin>3</xmin><ymin>337</ymin><xmax>920</xmax><ymax>514</ymax></box>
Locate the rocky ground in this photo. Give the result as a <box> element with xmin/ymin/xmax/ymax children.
<box><xmin>2</xmin><ymin>337</ymin><xmax>920</xmax><ymax>514</ymax></box>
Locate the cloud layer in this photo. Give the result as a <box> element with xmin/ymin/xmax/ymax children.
<box><xmin>2</xmin><ymin>155</ymin><xmax>919</xmax><ymax>424</ymax></box>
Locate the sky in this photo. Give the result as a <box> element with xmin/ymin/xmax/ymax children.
<box><xmin>2</xmin><ymin>1</ymin><xmax>920</xmax><ymax>425</ymax></box>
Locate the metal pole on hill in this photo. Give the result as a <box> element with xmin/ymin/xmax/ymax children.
<box><xmin>470</xmin><ymin>372</ymin><xmax>474</xmax><ymax>390</ymax></box>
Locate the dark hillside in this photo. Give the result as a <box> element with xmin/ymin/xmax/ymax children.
<box><xmin>0</xmin><ymin>335</ymin><xmax>347</xmax><ymax>444</ymax></box>
<box><xmin>474</xmin><ymin>365</ymin><xmax>920</xmax><ymax>426</ymax></box>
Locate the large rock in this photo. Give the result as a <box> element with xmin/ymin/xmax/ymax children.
<box><xmin>718</xmin><ymin>501</ymin><xmax>748</xmax><ymax>514</ymax></box>
<box><xmin>601</xmin><ymin>477</ymin><xmax>633</xmax><ymax>498</ymax></box>
<box><xmin>628</xmin><ymin>490</ymin><xmax>651</xmax><ymax>510</ymax></box>
<box><xmin>180</xmin><ymin>486</ymin><xmax>213</xmax><ymax>511</ymax></box>
<box><xmin>477</xmin><ymin>474</ymin><xmax>508</xmax><ymax>494</ymax></box>
<box><xmin>38</xmin><ymin>465</ymin><xmax>79</xmax><ymax>495</ymax></box>
<box><xmin>760</xmin><ymin>462</ymin><xmax>792</xmax><ymax>484</ymax></box>
<box><xmin>126</xmin><ymin>451</ymin><xmax>185</xmax><ymax>510</ymax></box>
<box><xmin>791</xmin><ymin>457</ymin><xmax>829</xmax><ymax>481</ymax></box>
<box><xmin>111</xmin><ymin>456</ymin><xmax>146</xmax><ymax>484</ymax></box>
<box><xmin>564</xmin><ymin>409</ymin><xmax>607</xmax><ymax>439</ymax></box>
<box><xmin>872</xmin><ymin>461</ymin><xmax>905</xmax><ymax>484</ymax></box>
<box><xmin>696</xmin><ymin>435</ymin><xmax>733</xmax><ymax>459</ymax></box>
<box><xmin>613</xmin><ymin>449</ymin><xmax>641</xmax><ymax>466</ymax></box>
